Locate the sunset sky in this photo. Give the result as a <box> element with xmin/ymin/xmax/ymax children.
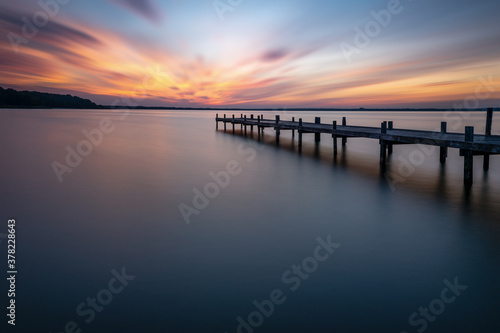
<box><xmin>1</xmin><ymin>0</ymin><xmax>499</xmax><ymax>108</ymax></box>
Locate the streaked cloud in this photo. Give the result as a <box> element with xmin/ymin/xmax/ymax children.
<box><xmin>109</xmin><ymin>0</ymin><xmax>162</xmax><ymax>24</ymax></box>
<box><xmin>0</xmin><ymin>0</ymin><xmax>499</xmax><ymax>108</ymax></box>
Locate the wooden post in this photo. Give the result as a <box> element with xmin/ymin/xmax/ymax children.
<box><xmin>292</xmin><ymin>117</ymin><xmax>295</xmax><ymax>138</ymax></box>
<box><xmin>250</xmin><ymin>114</ymin><xmax>254</xmax><ymax>132</ymax></box>
<box><xmin>484</xmin><ymin>108</ymin><xmax>493</xmax><ymax>171</ymax></box>
<box><xmin>332</xmin><ymin>121</ymin><xmax>338</xmax><ymax>156</ymax></box>
<box><xmin>216</xmin><ymin>113</ymin><xmax>218</xmax><ymax>130</ymax></box>
<box><xmin>484</xmin><ymin>154</ymin><xmax>490</xmax><ymax>172</ymax></box>
<box><xmin>258</xmin><ymin>117</ymin><xmax>261</xmax><ymax>140</ymax></box>
<box><xmin>440</xmin><ymin>122</ymin><xmax>448</xmax><ymax>164</ymax></box>
<box><xmin>276</xmin><ymin>115</ymin><xmax>280</xmax><ymax>144</ymax></box>
<box><xmin>486</xmin><ymin>107</ymin><xmax>493</xmax><ymax>136</ymax></box>
<box><xmin>315</xmin><ymin>117</ymin><xmax>321</xmax><ymax>142</ymax></box>
<box><xmin>232</xmin><ymin>114</ymin><xmax>235</xmax><ymax>134</ymax></box>
<box><xmin>298</xmin><ymin>118</ymin><xmax>303</xmax><ymax>148</ymax></box>
<box><xmin>387</xmin><ymin>121</ymin><xmax>393</xmax><ymax>155</ymax></box>
<box><xmin>244</xmin><ymin>115</ymin><xmax>247</xmax><ymax>136</ymax></box>
<box><xmin>380</xmin><ymin>122</ymin><xmax>387</xmax><ymax>168</ymax></box>
<box><xmin>464</xmin><ymin>126</ymin><xmax>474</xmax><ymax>186</ymax></box>
<box><xmin>342</xmin><ymin>117</ymin><xmax>347</xmax><ymax>147</ymax></box>
<box><xmin>224</xmin><ymin>114</ymin><xmax>226</xmax><ymax>132</ymax></box>
<box><xmin>257</xmin><ymin>115</ymin><xmax>260</xmax><ymax>138</ymax></box>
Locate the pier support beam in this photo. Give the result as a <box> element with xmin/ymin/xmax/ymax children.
<box><xmin>250</xmin><ymin>114</ymin><xmax>254</xmax><ymax>133</ymax></box>
<box><xmin>387</xmin><ymin>121</ymin><xmax>393</xmax><ymax>155</ymax></box>
<box><xmin>276</xmin><ymin>115</ymin><xmax>280</xmax><ymax>145</ymax></box>
<box><xmin>244</xmin><ymin>115</ymin><xmax>247</xmax><ymax>136</ymax></box>
<box><xmin>216</xmin><ymin>113</ymin><xmax>218</xmax><ymax>130</ymax></box>
<box><xmin>440</xmin><ymin>122</ymin><xmax>448</xmax><ymax>164</ymax></box>
<box><xmin>224</xmin><ymin>114</ymin><xmax>227</xmax><ymax>132</ymax></box>
<box><xmin>380</xmin><ymin>122</ymin><xmax>387</xmax><ymax>170</ymax></box>
<box><xmin>257</xmin><ymin>116</ymin><xmax>261</xmax><ymax>140</ymax></box>
<box><xmin>484</xmin><ymin>155</ymin><xmax>490</xmax><ymax>172</ymax></box>
<box><xmin>332</xmin><ymin>121</ymin><xmax>338</xmax><ymax>157</ymax></box>
<box><xmin>315</xmin><ymin>117</ymin><xmax>321</xmax><ymax>142</ymax></box>
<box><xmin>292</xmin><ymin>117</ymin><xmax>295</xmax><ymax>138</ymax></box>
<box><xmin>342</xmin><ymin>117</ymin><xmax>347</xmax><ymax>147</ymax></box>
<box><xmin>298</xmin><ymin>118</ymin><xmax>303</xmax><ymax>149</ymax></box>
<box><xmin>464</xmin><ymin>126</ymin><xmax>474</xmax><ymax>186</ymax></box>
<box><xmin>484</xmin><ymin>107</ymin><xmax>493</xmax><ymax>171</ymax></box>
<box><xmin>232</xmin><ymin>114</ymin><xmax>235</xmax><ymax>134</ymax></box>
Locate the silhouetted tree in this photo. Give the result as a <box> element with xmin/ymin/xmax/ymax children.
<box><xmin>0</xmin><ymin>87</ymin><xmax>98</xmax><ymax>108</ymax></box>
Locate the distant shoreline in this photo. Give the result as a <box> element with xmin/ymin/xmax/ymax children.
<box><xmin>0</xmin><ymin>106</ymin><xmax>497</xmax><ymax>112</ymax></box>
<box><xmin>1</xmin><ymin>87</ymin><xmax>497</xmax><ymax>111</ymax></box>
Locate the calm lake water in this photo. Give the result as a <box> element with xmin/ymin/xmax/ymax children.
<box><xmin>1</xmin><ymin>109</ymin><xmax>500</xmax><ymax>333</ymax></box>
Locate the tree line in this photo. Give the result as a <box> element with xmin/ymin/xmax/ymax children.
<box><xmin>0</xmin><ymin>87</ymin><xmax>98</xmax><ymax>108</ymax></box>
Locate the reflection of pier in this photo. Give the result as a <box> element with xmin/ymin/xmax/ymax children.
<box><xmin>216</xmin><ymin>108</ymin><xmax>499</xmax><ymax>187</ymax></box>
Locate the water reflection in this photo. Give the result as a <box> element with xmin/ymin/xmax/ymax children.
<box><xmin>218</xmin><ymin>124</ymin><xmax>500</xmax><ymax>228</ymax></box>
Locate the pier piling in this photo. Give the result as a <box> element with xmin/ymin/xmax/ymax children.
<box><xmin>388</xmin><ymin>121</ymin><xmax>393</xmax><ymax>155</ymax></box>
<box><xmin>380</xmin><ymin>122</ymin><xmax>387</xmax><ymax>169</ymax></box>
<box><xmin>216</xmin><ymin>114</ymin><xmax>499</xmax><ymax>188</ymax></box>
<box><xmin>244</xmin><ymin>115</ymin><xmax>247</xmax><ymax>136</ymax></box>
<box><xmin>484</xmin><ymin>108</ymin><xmax>493</xmax><ymax>171</ymax></box>
<box><xmin>464</xmin><ymin>126</ymin><xmax>474</xmax><ymax>186</ymax></box>
<box><xmin>332</xmin><ymin>121</ymin><xmax>338</xmax><ymax>156</ymax></box>
<box><xmin>276</xmin><ymin>115</ymin><xmax>280</xmax><ymax>144</ymax></box>
<box><xmin>298</xmin><ymin>118</ymin><xmax>303</xmax><ymax>148</ymax></box>
<box><xmin>342</xmin><ymin>117</ymin><xmax>347</xmax><ymax>147</ymax></box>
<box><xmin>315</xmin><ymin>117</ymin><xmax>321</xmax><ymax>142</ymax></box>
<box><xmin>440</xmin><ymin>122</ymin><xmax>448</xmax><ymax>164</ymax></box>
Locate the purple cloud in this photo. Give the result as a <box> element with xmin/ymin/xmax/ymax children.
<box><xmin>260</xmin><ymin>49</ymin><xmax>289</xmax><ymax>62</ymax></box>
<box><xmin>110</xmin><ymin>0</ymin><xmax>162</xmax><ymax>24</ymax></box>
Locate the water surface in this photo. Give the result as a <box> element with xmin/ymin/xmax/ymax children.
<box><xmin>1</xmin><ymin>109</ymin><xmax>500</xmax><ymax>333</ymax></box>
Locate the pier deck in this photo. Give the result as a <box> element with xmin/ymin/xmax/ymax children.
<box><xmin>215</xmin><ymin>108</ymin><xmax>499</xmax><ymax>186</ymax></box>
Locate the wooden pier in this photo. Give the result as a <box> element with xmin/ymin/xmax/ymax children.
<box><xmin>215</xmin><ymin>108</ymin><xmax>499</xmax><ymax>186</ymax></box>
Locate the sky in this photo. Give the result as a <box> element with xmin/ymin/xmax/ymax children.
<box><xmin>0</xmin><ymin>0</ymin><xmax>499</xmax><ymax>108</ymax></box>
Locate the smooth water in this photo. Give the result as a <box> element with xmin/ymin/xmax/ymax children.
<box><xmin>1</xmin><ymin>109</ymin><xmax>500</xmax><ymax>333</ymax></box>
